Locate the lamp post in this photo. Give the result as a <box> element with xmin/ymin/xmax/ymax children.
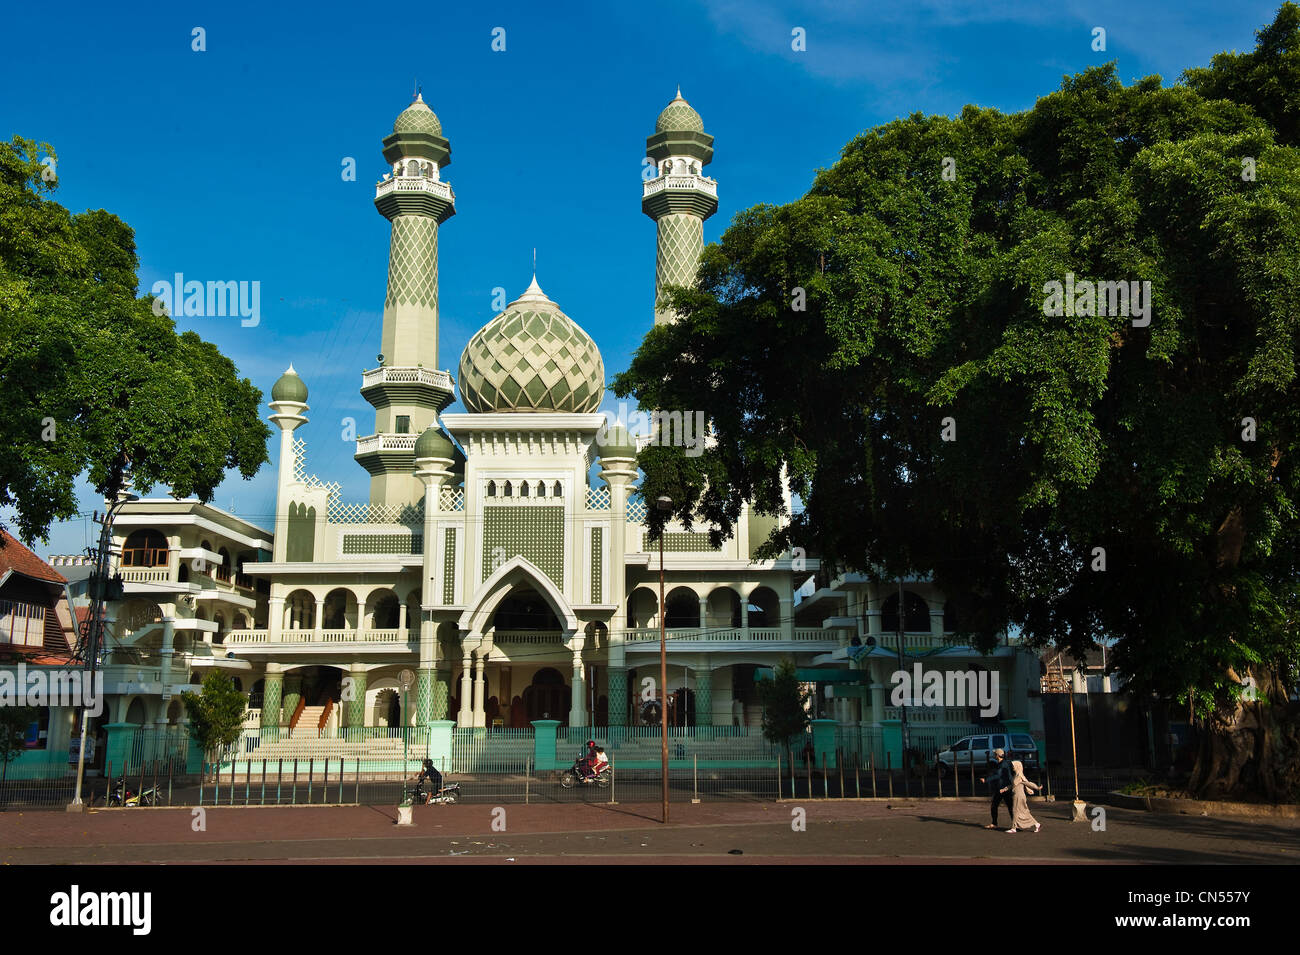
<box><xmin>896</xmin><ymin>578</ymin><xmax>910</xmax><ymax>798</ymax></box>
<box><xmin>68</xmin><ymin>489</ymin><xmax>139</xmax><ymax>812</ymax></box>
<box><xmin>655</xmin><ymin>494</ymin><xmax>672</xmax><ymax>824</ymax></box>
<box><xmin>400</xmin><ymin>668</ymin><xmax>415</xmax><ymax>770</ymax></box>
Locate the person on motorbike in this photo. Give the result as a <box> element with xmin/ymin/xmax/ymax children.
<box><xmin>420</xmin><ymin>758</ymin><xmax>443</xmax><ymax>795</ymax></box>
<box><xmin>580</xmin><ymin>740</ymin><xmax>599</xmax><ymax>779</ymax></box>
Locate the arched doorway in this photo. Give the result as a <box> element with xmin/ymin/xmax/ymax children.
<box><xmin>523</xmin><ymin>667</ymin><xmax>570</xmax><ymax>723</ymax></box>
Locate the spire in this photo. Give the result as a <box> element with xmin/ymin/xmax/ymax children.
<box><xmin>518</xmin><ymin>274</ymin><xmax>547</xmax><ymax>303</ymax></box>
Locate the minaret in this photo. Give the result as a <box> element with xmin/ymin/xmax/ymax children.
<box><xmin>643</xmin><ymin>88</ymin><xmax>717</xmax><ymax>325</ymax></box>
<box><xmin>357</xmin><ymin>93</ymin><xmax>457</xmax><ymax>506</ymax></box>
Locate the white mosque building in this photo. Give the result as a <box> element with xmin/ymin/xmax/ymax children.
<box><xmin>78</xmin><ymin>92</ymin><xmax>1043</xmax><ymax>767</ymax></box>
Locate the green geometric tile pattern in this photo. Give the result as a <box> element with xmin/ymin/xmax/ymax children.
<box><xmin>458</xmin><ymin>282</ymin><xmax>604</xmax><ymax>413</ymax></box>
<box><xmin>345</xmin><ymin>670</ymin><xmax>367</xmax><ymax>728</ymax></box>
<box><xmin>483</xmin><ymin>505</ymin><xmax>565</xmax><ymax>588</ymax></box>
<box><xmin>342</xmin><ymin>533</ymin><xmax>422</xmax><ymax>555</ymax></box>
<box><xmin>432</xmin><ymin>670</ymin><xmax>450</xmax><ymax>720</ymax></box>
<box><xmin>261</xmin><ymin>673</ymin><xmax>282</xmax><ymax>728</ymax></box>
<box><xmin>385</xmin><ymin>215</ymin><xmax>439</xmax><ymax>309</ymax></box>
<box><xmin>655</xmin><ymin>213</ymin><xmax>703</xmax><ymax>322</ymax></box>
<box><xmin>394</xmin><ymin>97</ymin><xmax>442</xmax><ymax>136</ymax></box>
<box><xmin>443</xmin><ymin>529</ymin><xmax>457</xmax><ymax>605</ymax></box>
<box><xmin>590</xmin><ymin>527</ymin><xmax>603</xmax><ymax>603</ymax></box>
<box><xmin>656</xmin><ymin>96</ymin><xmax>704</xmax><ymax>134</ymax></box>
<box><xmin>416</xmin><ymin>668</ymin><xmax>434</xmax><ymax>724</ymax></box>
<box><xmin>607</xmin><ymin>665</ymin><xmax>627</xmax><ymax>726</ymax></box>
<box><xmin>694</xmin><ymin>667</ymin><xmax>712</xmax><ymax>726</ymax></box>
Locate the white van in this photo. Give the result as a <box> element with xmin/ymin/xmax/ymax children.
<box><xmin>935</xmin><ymin>732</ymin><xmax>1039</xmax><ymax>777</ymax></box>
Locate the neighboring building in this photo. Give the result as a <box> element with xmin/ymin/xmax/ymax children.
<box><xmin>85</xmin><ymin>91</ymin><xmax>1041</xmax><ymax>767</ymax></box>
<box><xmin>0</xmin><ymin>529</ymin><xmax>78</xmax><ymax>764</ymax></box>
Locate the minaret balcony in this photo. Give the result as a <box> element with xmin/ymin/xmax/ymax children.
<box><xmin>374</xmin><ymin>176</ymin><xmax>456</xmax><ymax>222</ymax></box>
<box><xmin>356</xmin><ymin>432</ymin><xmax>418</xmax><ymax>454</ymax></box>
<box><xmin>360</xmin><ymin>365</ymin><xmax>456</xmax><ymax>412</ymax></box>
<box><xmin>642</xmin><ymin>173</ymin><xmax>719</xmax><ymax>219</ymax></box>
<box><xmin>642</xmin><ymin>173</ymin><xmax>717</xmax><ymax>200</ymax></box>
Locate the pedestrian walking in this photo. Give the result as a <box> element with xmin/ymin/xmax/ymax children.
<box><xmin>1005</xmin><ymin>759</ymin><xmax>1042</xmax><ymax>833</ymax></box>
<box><xmin>980</xmin><ymin>748</ymin><xmax>1014</xmax><ymax>829</ymax></box>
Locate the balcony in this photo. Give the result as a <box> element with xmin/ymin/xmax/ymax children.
<box><xmin>361</xmin><ymin>366</ymin><xmax>453</xmax><ymax>392</ymax></box>
<box><xmin>374</xmin><ymin>176</ymin><xmax>454</xmax><ymax>203</ymax></box>
<box><xmin>225</xmin><ymin>628</ymin><xmax>419</xmax><ymax>652</ymax></box>
<box><xmin>642</xmin><ymin>174</ymin><xmax>718</xmax><ymax>199</ymax></box>
<box><xmin>356</xmin><ymin>433</ymin><xmax>418</xmax><ymax>454</ymax></box>
<box><xmin>623</xmin><ymin>627</ymin><xmax>832</xmax><ymax>646</ymax></box>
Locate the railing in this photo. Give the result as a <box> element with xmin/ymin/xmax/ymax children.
<box><xmin>492</xmin><ymin>630</ymin><xmax>563</xmax><ymax>645</ymax></box>
<box><xmin>883</xmin><ymin>706</ymin><xmax>999</xmax><ymax>723</ymax></box>
<box><xmin>642</xmin><ymin>174</ymin><xmax>718</xmax><ymax>198</ymax></box>
<box><xmin>226</xmin><ymin>628</ymin><xmax>417</xmax><ymax>646</ymax></box>
<box><xmin>0</xmin><ymin>600</ymin><xmax>46</xmax><ymax>647</ymax></box>
<box><xmin>361</xmin><ymin>365</ymin><xmax>454</xmax><ymax>392</ymax></box>
<box><xmin>319</xmin><ymin>699</ymin><xmax>333</xmax><ymax>733</ymax></box>
<box><xmin>327</xmin><ymin>498</ymin><xmax>424</xmax><ymax>524</ymax></box>
<box><xmin>374</xmin><ymin>176</ymin><xmax>455</xmax><ymax>202</ymax></box>
<box><xmin>355</xmin><ymin>433</ymin><xmax>419</xmax><ymax>454</ymax></box>
<box><xmin>622</xmin><ymin>626</ymin><xmax>833</xmax><ymax>644</ymax></box>
<box><xmin>120</xmin><ymin>568</ymin><xmax>170</xmax><ymax>582</ymax></box>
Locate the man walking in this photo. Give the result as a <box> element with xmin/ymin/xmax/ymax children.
<box><xmin>980</xmin><ymin>748</ymin><xmax>1015</xmax><ymax>829</ymax></box>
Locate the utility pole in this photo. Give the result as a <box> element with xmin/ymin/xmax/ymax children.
<box><xmin>896</xmin><ymin>578</ymin><xmax>910</xmax><ymax>798</ymax></box>
<box><xmin>68</xmin><ymin>489</ymin><xmax>137</xmax><ymax>812</ymax></box>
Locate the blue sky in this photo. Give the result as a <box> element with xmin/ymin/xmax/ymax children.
<box><xmin>1</xmin><ymin>0</ymin><xmax>1284</xmax><ymax>557</ymax></box>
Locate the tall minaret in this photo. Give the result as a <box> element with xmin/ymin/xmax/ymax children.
<box><xmin>643</xmin><ymin>88</ymin><xmax>717</xmax><ymax>325</ymax></box>
<box><xmin>357</xmin><ymin>93</ymin><xmax>457</xmax><ymax>506</ymax></box>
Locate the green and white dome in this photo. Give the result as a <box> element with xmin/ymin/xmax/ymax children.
<box><xmin>457</xmin><ymin>278</ymin><xmax>605</xmax><ymax>414</ymax></box>
<box><xmin>413</xmin><ymin>424</ymin><xmax>455</xmax><ymax>460</ymax></box>
<box><xmin>394</xmin><ymin>93</ymin><xmax>442</xmax><ymax>136</ymax></box>
<box><xmin>655</xmin><ymin>88</ymin><xmax>704</xmax><ymax>134</ymax></box>
<box><xmin>271</xmin><ymin>364</ymin><xmax>308</xmax><ymax>403</ymax></box>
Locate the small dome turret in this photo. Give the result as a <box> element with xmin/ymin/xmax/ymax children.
<box><xmin>394</xmin><ymin>92</ymin><xmax>442</xmax><ymax>136</ymax></box>
<box><xmin>414</xmin><ymin>423</ymin><xmax>455</xmax><ymax>460</ymax></box>
<box><xmin>271</xmin><ymin>365</ymin><xmax>308</xmax><ymax>403</ymax></box>
<box><xmin>655</xmin><ymin>87</ymin><xmax>704</xmax><ymax>134</ymax></box>
<box><xmin>598</xmin><ymin>424</ymin><xmax>637</xmax><ymax>458</ymax></box>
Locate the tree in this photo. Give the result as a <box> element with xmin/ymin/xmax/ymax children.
<box><xmin>615</xmin><ymin>9</ymin><xmax>1300</xmax><ymax>800</ymax></box>
<box><xmin>756</xmin><ymin>659</ymin><xmax>811</xmax><ymax>769</ymax></box>
<box><xmin>180</xmin><ymin>672</ymin><xmax>246</xmax><ymax>778</ymax></box>
<box><xmin>0</xmin><ymin>706</ymin><xmax>38</xmax><ymax>791</ymax></box>
<box><xmin>0</xmin><ymin>136</ymin><xmax>270</xmax><ymax>544</ymax></box>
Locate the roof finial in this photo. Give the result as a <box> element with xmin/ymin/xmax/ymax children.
<box><xmin>532</xmin><ymin>247</ymin><xmax>536</xmax><ymax>280</ymax></box>
<box><xmin>676</xmin><ymin>83</ymin><xmax>682</xmax><ymax>99</ymax></box>
<box><xmin>413</xmin><ymin>80</ymin><xmax>423</xmax><ymax>103</ymax></box>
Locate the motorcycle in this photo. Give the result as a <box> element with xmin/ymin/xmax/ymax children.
<box><xmin>560</xmin><ymin>754</ymin><xmax>611</xmax><ymax>789</ymax></box>
<box><xmin>407</xmin><ymin>759</ymin><xmax>460</xmax><ymax>805</ymax></box>
<box><xmin>106</xmin><ymin>781</ymin><xmax>159</xmax><ymax>807</ymax></box>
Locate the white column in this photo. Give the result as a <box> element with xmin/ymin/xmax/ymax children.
<box><xmin>268</xmin><ymin>595</ymin><xmax>284</xmax><ymax>641</ymax></box>
<box><xmin>314</xmin><ymin>597</ymin><xmax>325</xmax><ymax>641</ymax></box>
<box><xmin>472</xmin><ymin>650</ymin><xmax>486</xmax><ymax>728</ymax></box>
<box><xmin>457</xmin><ymin>649</ymin><xmax>473</xmax><ymax>728</ymax></box>
<box><xmin>569</xmin><ymin>646</ymin><xmax>585</xmax><ymax>727</ymax></box>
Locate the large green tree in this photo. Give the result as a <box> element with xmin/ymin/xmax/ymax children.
<box><xmin>616</xmin><ymin>8</ymin><xmax>1300</xmax><ymax>800</ymax></box>
<box><xmin>0</xmin><ymin>137</ymin><xmax>270</xmax><ymax>544</ymax></box>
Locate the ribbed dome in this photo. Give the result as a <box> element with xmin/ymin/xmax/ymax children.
<box><xmin>414</xmin><ymin>424</ymin><xmax>455</xmax><ymax>460</ymax></box>
<box><xmin>394</xmin><ymin>93</ymin><xmax>442</xmax><ymax>136</ymax></box>
<box><xmin>271</xmin><ymin>365</ymin><xmax>308</xmax><ymax>403</ymax></box>
<box><xmin>655</xmin><ymin>88</ymin><xmax>704</xmax><ymax>134</ymax></box>
<box><xmin>458</xmin><ymin>278</ymin><xmax>604</xmax><ymax>414</ymax></box>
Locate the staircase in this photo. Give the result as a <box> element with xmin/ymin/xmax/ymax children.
<box><xmin>293</xmin><ymin>705</ymin><xmax>327</xmax><ymax>737</ymax></box>
<box><xmin>1041</xmin><ymin>655</ymin><xmax>1071</xmax><ymax>694</ymax></box>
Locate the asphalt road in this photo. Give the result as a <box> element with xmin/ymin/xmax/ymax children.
<box><xmin>3</xmin><ymin>798</ymin><xmax>1297</xmax><ymax>864</ymax></box>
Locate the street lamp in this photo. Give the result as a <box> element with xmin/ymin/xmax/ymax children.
<box><xmin>68</xmin><ymin>489</ymin><xmax>139</xmax><ymax>812</ymax></box>
<box><xmin>655</xmin><ymin>494</ymin><xmax>672</xmax><ymax>824</ymax></box>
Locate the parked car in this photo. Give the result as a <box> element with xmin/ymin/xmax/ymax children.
<box><xmin>935</xmin><ymin>732</ymin><xmax>1039</xmax><ymax>778</ymax></box>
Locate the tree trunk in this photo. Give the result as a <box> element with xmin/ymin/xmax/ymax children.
<box><xmin>1188</xmin><ymin>665</ymin><xmax>1300</xmax><ymax>801</ymax></box>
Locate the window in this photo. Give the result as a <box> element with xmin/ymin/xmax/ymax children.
<box><xmin>520</xmin><ymin>482</ymin><xmax>529</xmax><ymax>497</ymax></box>
<box><xmin>951</xmin><ymin>739</ymin><xmax>969</xmax><ymax>752</ymax></box>
<box><xmin>503</xmin><ymin>481</ymin><xmax>512</xmax><ymax>497</ymax></box>
<box><xmin>1012</xmin><ymin>735</ymin><xmax>1035</xmax><ymax>749</ymax></box>
<box><xmin>536</xmin><ymin>482</ymin><xmax>546</xmax><ymax>498</ymax></box>
<box><xmin>552</xmin><ymin>481</ymin><xmax>562</xmax><ymax>497</ymax></box>
<box><xmin>395</xmin><ymin>416</ymin><xmax>410</xmax><ymax>434</ymax></box>
<box><xmin>970</xmin><ymin>737</ymin><xmax>990</xmax><ymax>753</ymax></box>
<box><xmin>487</xmin><ymin>481</ymin><xmax>496</xmax><ymax>497</ymax></box>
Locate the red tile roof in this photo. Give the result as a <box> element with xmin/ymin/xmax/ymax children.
<box><xmin>0</xmin><ymin>529</ymin><xmax>68</xmax><ymax>585</ymax></box>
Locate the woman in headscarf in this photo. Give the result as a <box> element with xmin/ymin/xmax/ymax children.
<box><xmin>1005</xmin><ymin>759</ymin><xmax>1042</xmax><ymax>833</ymax></box>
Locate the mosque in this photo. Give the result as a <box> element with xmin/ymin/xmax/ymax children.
<box><xmin>73</xmin><ymin>91</ymin><xmax>1043</xmax><ymax>767</ymax></box>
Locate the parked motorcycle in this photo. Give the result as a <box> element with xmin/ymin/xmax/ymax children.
<box><xmin>407</xmin><ymin>759</ymin><xmax>460</xmax><ymax>805</ymax></box>
<box><xmin>106</xmin><ymin>781</ymin><xmax>159</xmax><ymax>807</ymax></box>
